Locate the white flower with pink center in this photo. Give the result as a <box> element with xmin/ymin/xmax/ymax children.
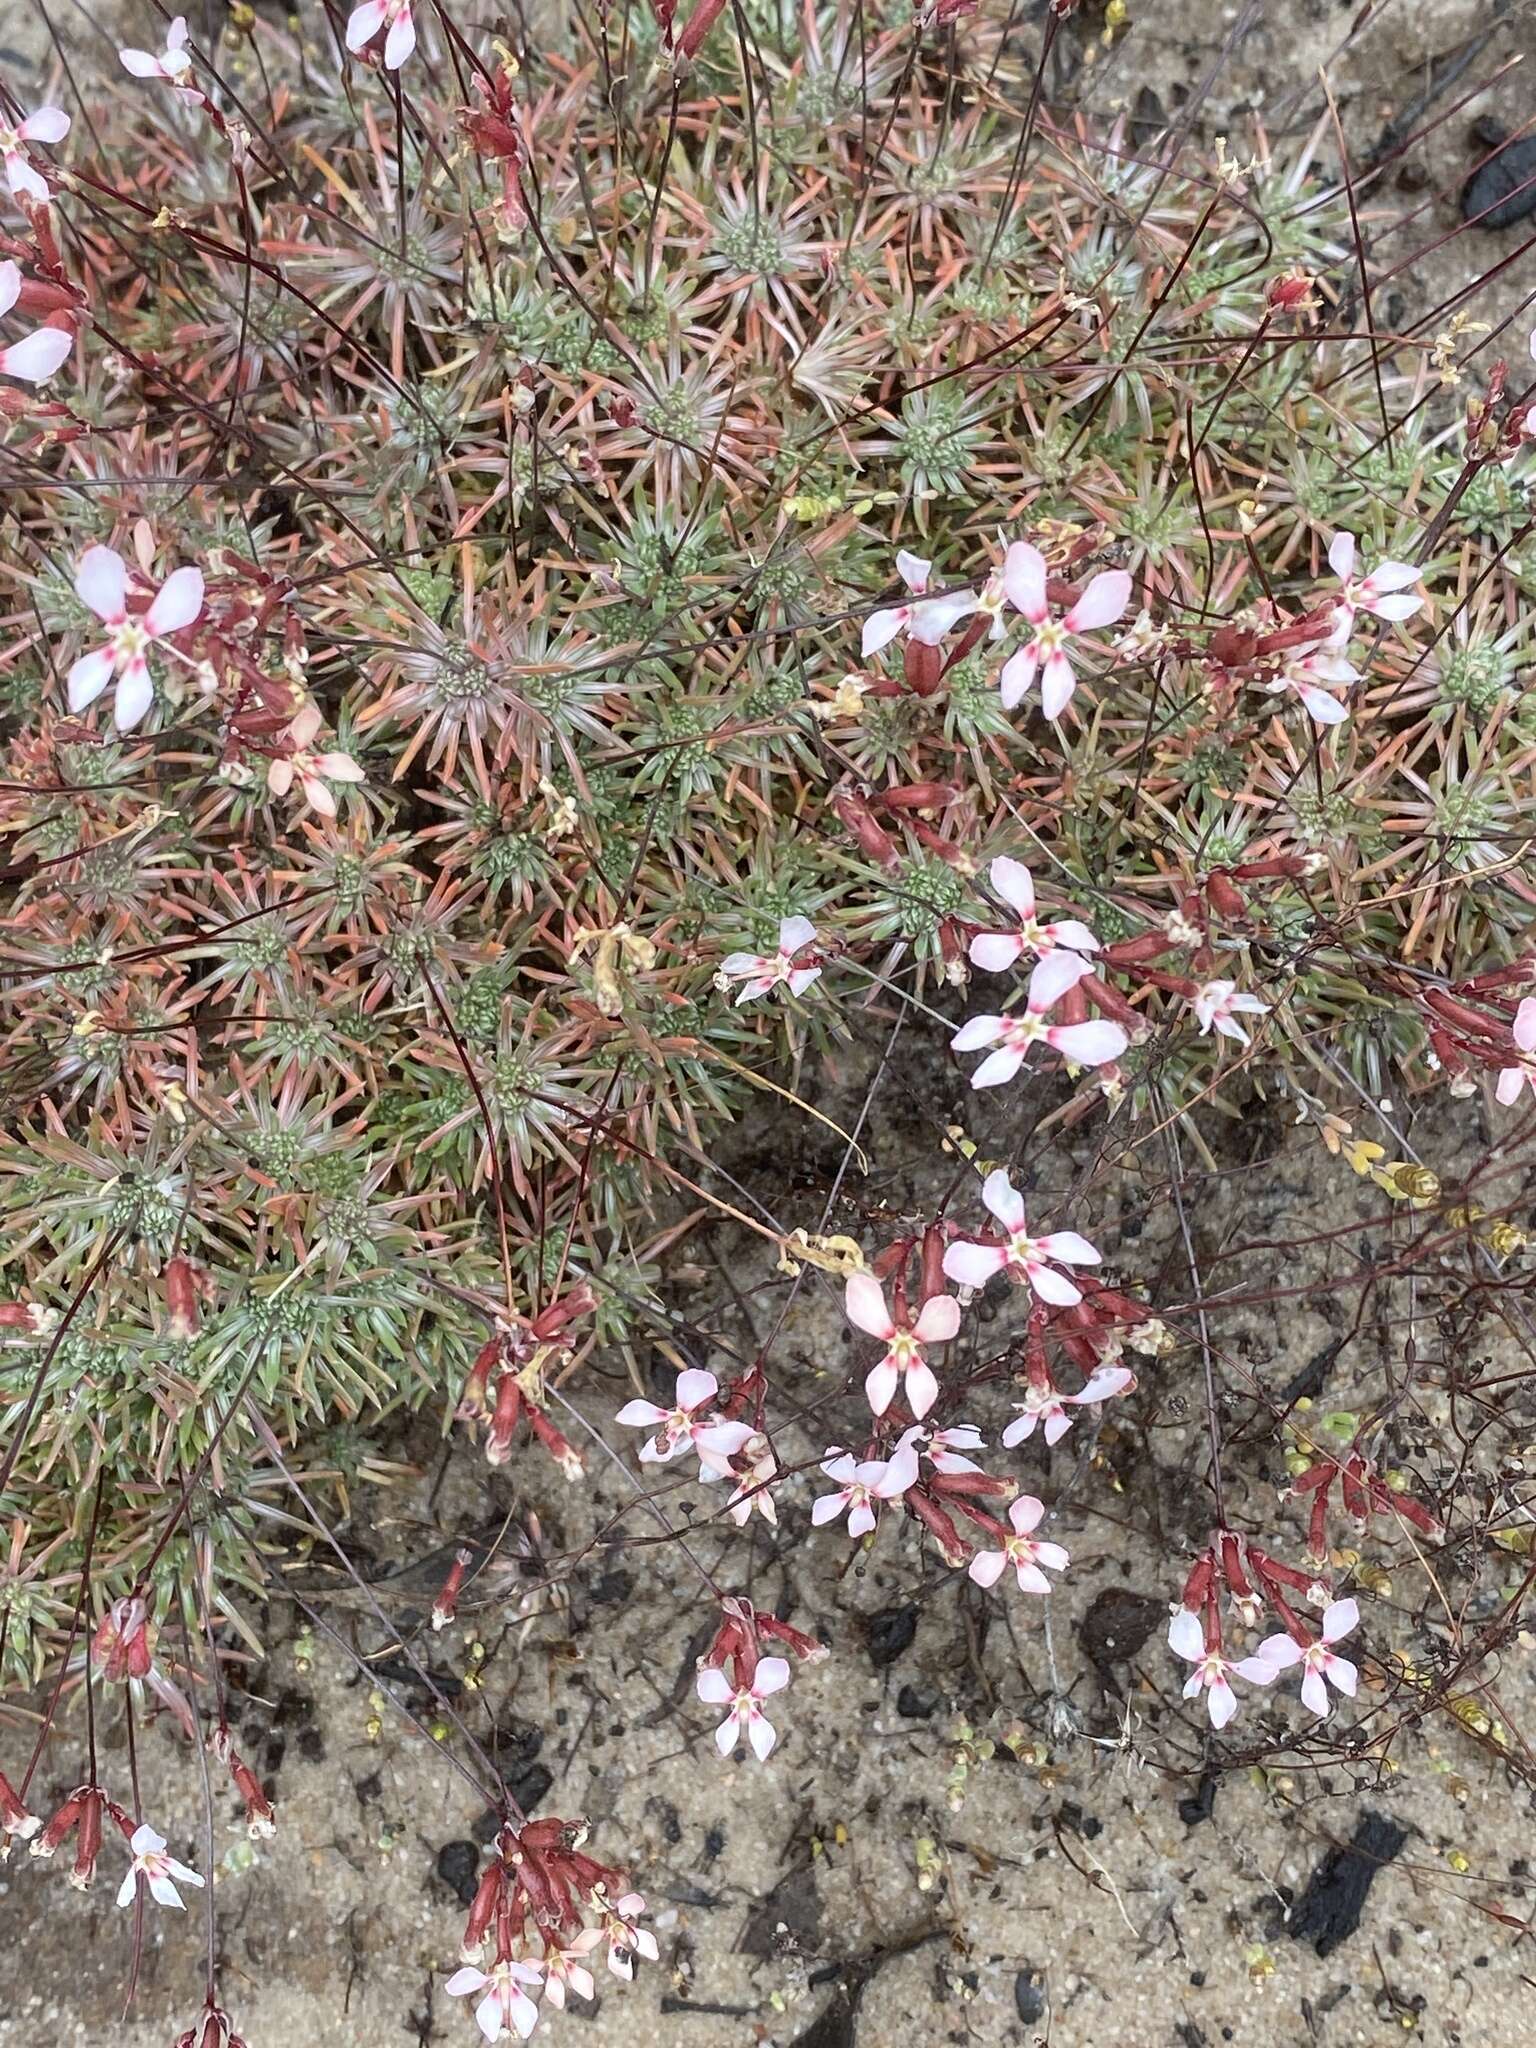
<box><xmin>717</xmin><ymin>915</ymin><xmax>820</xmax><ymax>1005</ymax></box>
<box><xmin>445</xmin><ymin>1957</ymin><xmax>543</xmax><ymax>2041</ymax></box>
<box><xmin>922</xmin><ymin>1422</ymin><xmax>986</xmax><ymax>1473</ymax></box>
<box><xmin>1167</xmin><ymin>1607</ymin><xmax>1243</xmax><ymax>1730</ymax></box>
<box><xmin>115</xmin><ymin>1823</ymin><xmax>204</xmax><ymax>1910</ymax></box>
<box><xmin>1001</xmin><ymin>1364</ymin><xmax>1134</xmax><ymax>1448</ymax></box>
<box><xmin>862</xmin><ymin>549</ymin><xmax>977</xmax><ymax>658</ymax></box>
<box><xmin>267</xmin><ymin>702</ymin><xmax>365</xmax><ymax>818</ymax></box>
<box><xmin>120</xmin><ymin>16</ymin><xmax>193</xmax><ymax>82</ymax></box>
<box><xmin>66</xmin><ymin>544</ymin><xmax>204</xmax><ymax>732</ymax></box>
<box><xmin>1271</xmin><ymin>645</ymin><xmax>1357</xmax><ymax>726</ymax></box>
<box><xmin>1495</xmin><ymin>997</ymin><xmax>1536</xmax><ymax>1105</ymax></box>
<box><xmin>844</xmin><ymin>1271</ymin><xmax>960</xmax><ymax>1420</ymax></box>
<box><xmin>953</xmin><ymin>950</ymin><xmax>1128</xmax><ymax>1088</ymax></box>
<box><xmin>969</xmin><ymin>855</ymin><xmax>1101</xmax><ymax>971</ymax></box>
<box><xmin>721</xmin><ymin>1432</ymin><xmax>779</xmax><ymax>1526</ymax></box>
<box><xmin>1192</xmin><ymin>979</ymin><xmax>1269</xmax><ymax>1046</ymax></box>
<box><xmin>602</xmin><ymin>1892</ymin><xmax>659</xmax><ymax>1981</ymax></box>
<box><xmin>967</xmin><ymin>1495</ymin><xmax>1069</xmax><ymax>1594</ymax></box>
<box><xmin>541</xmin><ymin>1930</ymin><xmax>601</xmax><ymax>2009</ymax></box>
<box><xmin>615</xmin><ymin>1366</ymin><xmax>743</xmax><ymax>1469</ymax></box>
<box><xmin>697</xmin><ymin>1655</ymin><xmax>790</xmax><ymax>1760</ymax></box>
<box><xmin>812</xmin><ymin>1436</ymin><xmax>920</xmax><ymax>1536</ymax></box>
<box><xmin>0</xmin><ymin>260</ymin><xmax>72</xmax><ymax>386</ymax></box>
<box><xmin>1238</xmin><ymin>1598</ymin><xmax>1359</xmax><ymax>1718</ymax></box>
<box><xmin>941</xmin><ymin>1168</ymin><xmax>1101</xmax><ymax>1307</ymax></box>
<box><xmin>998</xmin><ymin>540</ymin><xmax>1132</xmax><ymax>720</ymax></box>
<box><xmin>0</xmin><ymin>105</ymin><xmax>69</xmax><ymax>203</ymax></box>
<box><xmin>1324</xmin><ymin>532</ymin><xmax>1422</xmax><ymax>647</ymax></box>
<box><xmin>347</xmin><ymin>0</ymin><xmax>417</xmax><ymax>68</ymax></box>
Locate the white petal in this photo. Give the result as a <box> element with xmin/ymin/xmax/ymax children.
<box><xmin>907</xmin><ymin>591</ymin><xmax>977</xmax><ymax>645</ymax></box>
<box><xmin>1033</xmin><ymin>1229</ymin><xmax>1099</xmax><ymax>1266</ymax></box>
<box><xmin>970</xmin><ymin>1046</ymin><xmax>1026</xmax><ymax>1089</ymax></box>
<box><xmin>0</xmin><ymin>260</ymin><xmax>16</xmax><ymax>317</ymax></box>
<box><xmin>1299</xmin><ymin>1666</ymin><xmax>1330</xmax><ymax>1718</ymax></box>
<box><xmin>1207</xmin><ymin>1677</ymin><xmax>1238</xmax><ymax>1729</ymax></box>
<box><xmin>1001</xmin><ymin>541</ymin><xmax>1047</xmax><ymax>621</ymax></box>
<box><xmin>112</xmin><ymin>662</ymin><xmax>155</xmax><ymax>732</ymax></box>
<box><xmin>66</xmin><ymin>645</ymin><xmax>115</xmax><ymax>710</ymax></box>
<box><xmin>1044</xmin><ymin>918</ymin><xmax>1100</xmax><ymax>953</ymax></box>
<box><xmin>1327</xmin><ymin>1654</ymin><xmax>1358</xmax><ymax>1698</ymax></box>
<box><xmin>346</xmin><ymin>0</ymin><xmax>388</xmax><ymax>50</ymax></box>
<box><xmin>904</xmin><ymin>1358</ymin><xmax>939</xmax><ymax>1419</ymax></box>
<box><xmin>747</xmin><ymin>1710</ymin><xmax>777</xmax><ymax>1761</ymax></box>
<box><xmin>674</xmin><ymin>1367</ymin><xmax>717</xmax><ymax>1411</ymax></box>
<box><xmin>1321</xmin><ymin>1597</ymin><xmax>1358</xmax><ymax>1643</ymax></box>
<box><xmin>863</xmin><ymin>1357</ymin><xmax>899</xmax><ymax>1417</ymax></box>
<box><xmin>1327</xmin><ymin>531</ymin><xmax>1356</xmax><ymax>580</ymax></box>
<box><xmin>383</xmin><ymin>7</ymin><xmax>416</xmax><ymax>66</ymax></box>
<box><xmin>989</xmin><ymin>855</ymin><xmax>1037</xmax><ymax>920</ymax></box>
<box><xmin>968</xmin><ymin>930</ymin><xmax>1023</xmax><ymax>973</ymax></box>
<box><xmin>754</xmin><ymin>1656</ymin><xmax>791</xmax><ymax>1696</ymax></box>
<box><xmin>1366</xmin><ymin>559</ymin><xmax>1420</xmax><ymax>593</ymax></box>
<box><xmin>895</xmin><ymin>549</ymin><xmax>931</xmax><ymax>594</ymax></box>
<box><xmin>1038</xmin><ymin>649</ymin><xmax>1077</xmax><ymax>720</ymax></box>
<box><xmin>777</xmin><ymin>914</ymin><xmax>816</xmax><ymax>955</ymax></box>
<box><xmin>1167</xmin><ymin>1607</ymin><xmax>1204</xmax><ymax>1661</ymax></box>
<box><xmin>75</xmin><ymin>544</ymin><xmax>127</xmax><ymax>623</ymax></box>
<box><xmin>1047</xmin><ymin>1020</ymin><xmax>1127</xmax><ymax>1066</ymax></box>
<box><xmin>144</xmin><ymin>565</ymin><xmax>203</xmax><ymax>636</ymax></box>
<box><xmin>696</xmin><ymin>1667</ymin><xmax>732</xmax><ymax>1704</ymax></box>
<box><xmin>713</xmin><ymin>1712</ymin><xmax>739</xmax><ymax>1758</ymax></box>
<box><xmin>844</xmin><ymin>1271</ymin><xmax>895</xmax><ymax>1340</ymax></box>
<box><xmin>951</xmin><ymin>1013</ymin><xmax>1005</xmax><ymax>1052</ymax></box>
<box><xmin>1026</xmin><ymin>948</ymin><xmax>1090</xmax><ymax>1013</ymax></box>
<box><xmin>1064</xmin><ymin>568</ymin><xmax>1131</xmax><ymax>633</ymax></box>
<box><xmin>967</xmin><ymin>1548</ymin><xmax>1007</xmax><ymax>1588</ymax></box>
<box><xmin>997</xmin><ymin>641</ymin><xmax>1039</xmax><ymax>710</ymax></box>
<box><xmin>0</xmin><ymin>325</ymin><xmax>72</xmax><ymax>384</ymax></box>
<box><xmin>981</xmin><ymin>1167</ymin><xmax>1024</xmax><ymax>1231</ymax></box>
<box><xmin>1026</xmin><ymin>1262</ymin><xmax>1082</xmax><ymax>1307</ymax></box>
<box><xmin>119</xmin><ymin>47</ymin><xmax>167</xmax><ymax>75</ymax></box>
<box><xmin>861</xmin><ymin>606</ymin><xmax>906</xmax><ymax>657</ymax></box>
<box><xmin>21</xmin><ymin>108</ymin><xmax>71</xmax><ymax>144</ymax></box>
<box><xmin>912</xmin><ymin>1294</ymin><xmax>960</xmax><ymax>1343</ymax></box>
<box><xmin>942</xmin><ymin>1240</ymin><xmax>1007</xmax><ymax>1289</ymax></box>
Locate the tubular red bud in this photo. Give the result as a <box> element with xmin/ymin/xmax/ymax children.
<box><xmin>1205</xmin><ymin>872</ymin><xmax>1246</xmax><ymax>921</ymax></box>
<box><xmin>831</xmin><ymin>784</ymin><xmax>900</xmax><ymax>871</ymax></box>
<box><xmin>880</xmin><ymin>782</ymin><xmax>957</xmax><ymax>812</ymax></box>
<box><xmin>165</xmin><ymin>1256</ymin><xmax>201</xmax><ymax>1341</ymax></box>
<box><xmin>432</xmin><ymin>1547</ymin><xmax>474</xmax><ymax>1632</ymax></box>
<box><xmin>486</xmin><ymin>1373</ymin><xmax>521</xmax><ymax>1465</ymax></box>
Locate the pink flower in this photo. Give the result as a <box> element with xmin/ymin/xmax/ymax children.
<box><xmin>717</xmin><ymin>915</ymin><xmax>820</xmax><ymax>1004</ymax></box>
<box><xmin>67</xmin><ymin>544</ymin><xmax>204</xmax><ymax>732</ymax></box>
<box><xmin>1325</xmin><ymin>532</ymin><xmax>1422</xmax><ymax>646</ymax></box>
<box><xmin>0</xmin><ymin>261</ymin><xmax>71</xmax><ymax>386</ymax></box>
<box><xmin>1495</xmin><ymin>997</ymin><xmax>1536</xmax><ymax>1105</ymax></box>
<box><xmin>1001</xmin><ymin>1364</ymin><xmax>1134</xmax><ymax>1448</ymax></box>
<box><xmin>812</xmin><ymin>1437</ymin><xmax>920</xmax><ymax>1536</ymax></box>
<box><xmin>952</xmin><ymin>951</ymin><xmax>1128</xmax><ymax>1088</ymax></box>
<box><xmin>602</xmin><ymin>1893</ymin><xmax>659</xmax><ymax>1981</ymax></box>
<box><xmin>696</xmin><ymin>1655</ymin><xmax>790</xmax><ymax>1760</ymax></box>
<box><xmin>721</xmin><ymin>1432</ymin><xmax>779</xmax><ymax>1526</ymax></box>
<box><xmin>541</xmin><ymin>1930</ymin><xmax>602</xmax><ymax>2009</ymax></box>
<box><xmin>1273</xmin><ymin>646</ymin><xmax>1356</xmax><ymax>726</ymax></box>
<box><xmin>969</xmin><ymin>855</ymin><xmax>1101</xmax><ymax>971</ymax></box>
<box><xmin>0</xmin><ymin>105</ymin><xmax>70</xmax><ymax>203</ymax></box>
<box><xmin>267</xmin><ymin>703</ymin><xmax>365</xmax><ymax>818</ymax></box>
<box><xmin>1167</xmin><ymin>1606</ymin><xmax>1243</xmax><ymax>1730</ymax></box>
<box><xmin>346</xmin><ymin>0</ymin><xmax>418</xmax><ymax>68</ymax></box>
<box><xmin>845</xmin><ymin>1271</ymin><xmax>960</xmax><ymax>1420</ymax></box>
<box><xmin>445</xmin><ymin>1958</ymin><xmax>543</xmax><ymax>2042</ymax></box>
<box><xmin>616</xmin><ymin>1367</ymin><xmax>741</xmax><ymax>1469</ymax></box>
<box><xmin>941</xmin><ymin>1168</ymin><xmax>1101</xmax><ymax>1306</ymax></box>
<box><xmin>998</xmin><ymin>541</ymin><xmax>1131</xmax><ymax>719</ymax></box>
<box><xmin>967</xmin><ymin>1495</ymin><xmax>1069</xmax><ymax>1594</ymax></box>
<box><xmin>1236</xmin><ymin>1598</ymin><xmax>1359</xmax><ymax>1718</ymax></box>
<box><xmin>1192</xmin><ymin>979</ymin><xmax>1269</xmax><ymax>1046</ymax></box>
<box><xmin>120</xmin><ymin>16</ymin><xmax>193</xmax><ymax>81</ymax></box>
<box><xmin>862</xmin><ymin>549</ymin><xmax>977</xmax><ymax>658</ymax></box>
<box><xmin>922</xmin><ymin>1422</ymin><xmax>986</xmax><ymax>1473</ymax></box>
<box><xmin>115</xmin><ymin>1823</ymin><xmax>204</xmax><ymax>1910</ymax></box>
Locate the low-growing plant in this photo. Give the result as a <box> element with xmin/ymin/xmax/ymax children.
<box><xmin>2</xmin><ymin>0</ymin><xmax>1535</xmax><ymax>2039</ymax></box>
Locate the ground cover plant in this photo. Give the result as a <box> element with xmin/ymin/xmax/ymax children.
<box><xmin>2</xmin><ymin>1</ymin><xmax>1536</xmax><ymax>2040</ymax></box>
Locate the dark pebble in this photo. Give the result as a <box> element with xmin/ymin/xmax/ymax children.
<box><xmin>895</xmin><ymin>1681</ymin><xmax>941</xmax><ymax>1719</ymax></box>
<box><xmin>435</xmin><ymin>1838</ymin><xmax>481</xmax><ymax>1907</ymax></box>
<box><xmin>1462</xmin><ymin>134</ymin><xmax>1536</xmax><ymax>230</ymax></box>
<box><xmin>1014</xmin><ymin>1968</ymin><xmax>1047</xmax><ymax>2023</ymax></box>
<box><xmin>864</xmin><ymin>1604</ymin><xmax>918</xmax><ymax>1668</ymax></box>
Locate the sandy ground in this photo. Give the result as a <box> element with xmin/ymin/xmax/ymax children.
<box><xmin>4</xmin><ymin>2</ymin><xmax>1536</xmax><ymax>2046</ymax></box>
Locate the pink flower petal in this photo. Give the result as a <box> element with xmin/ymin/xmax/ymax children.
<box><xmin>970</xmin><ymin>1045</ymin><xmax>1026</xmax><ymax>1089</ymax></box>
<box><xmin>912</xmin><ymin>1293</ymin><xmax>960</xmax><ymax>1343</ymax></box>
<box><xmin>75</xmin><ymin>545</ymin><xmax>127</xmax><ymax>624</ymax></box>
<box><xmin>1038</xmin><ymin>649</ymin><xmax>1077</xmax><ymax>721</ymax></box>
<box><xmin>1327</xmin><ymin>531</ymin><xmax>1356</xmax><ymax>581</ymax></box>
<box><xmin>863</xmin><ymin>1356</ymin><xmax>899</xmax><ymax>1417</ymax></box>
<box><xmin>66</xmin><ymin>645</ymin><xmax>115</xmax><ymax>710</ymax></box>
<box><xmin>861</xmin><ymin>605</ymin><xmax>906</xmax><ymax>657</ymax></box>
<box><xmin>844</xmin><ymin>1271</ymin><xmax>895</xmax><ymax>1341</ymax></box>
<box><xmin>144</xmin><ymin>564</ymin><xmax>203</xmax><ymax>637</ymax></box>
<box><xmin>981</xmin><ymin>1168</ymin><xmax>1025</xmax><ymax>1232</ymax></box>
<box><xmin>1026</xmin><ymin>948</ymin><xmax>1090</xmax><ymax>1013</ymax></box>
<box><xmin>1064</xmin><ymin>568</ymin><xmax>1131</xmax><ymax>633</ymax></box>
<box><xmin>969</xmin><ymin>930</ymin><xmax>1024</xmax><ymax>973</ymax></box>
<box><xmin>1046</xmin><ymin>1019</ymin><xmax>1128</xmax><ymax>1066</ymax></box>
<box><xmin>1001</xmin><ymin>541</ymin><xmax>1047</xmax><ymax>622</ymax></box>
<box><xmin>674</xmin><ymin>1367</ymin><xmax>717</xmax><ymax>1411</ymax></box>
<box><xmin>942</xmin><ymin>1239</ymin><xmax>1007</xmax><ymax>1290</ymax></box>
<box><xmin>0</xmin><ymin>325</ymin><xmax>72</xmax><ymax>383</ymax></box>
<box><xmin>989</xmin><ymin>855</ymin><xmax>1037</xmax><ymax>920</ymax></box>
<box><xmin>997</xmin><ymin>641</ymin><xmax>1039</xmax><ymax>710</ymax></box>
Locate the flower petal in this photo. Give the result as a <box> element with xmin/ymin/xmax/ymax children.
<box><xmin>66</xmin><ymin>645</ymin><xmax>115</xmax><ymax>710</ymax></box>
<box><xmin>1047</xmin><ymin>1019</ymin><xmax>1128</xmax><ymax>1067</ymax></box>
<box><xmin>863</xmin><ymin>1356</ymin><xmax>899</xmax><ymax>1417</ymax></box>
<box><xmin>967</xmin><ymin>1548</ymin><xmax>1007</xmax><ymax>1588</ymax></box>
<box><xmin>75</xmin><ymin>544</ymin><xmax>127</xmax><ymax>623</ymax></box>
<box><xmin>981</xmin><ymin>1167</ymin><xmax>1024</xmax><ymax>1231</ymax></box>
<box><xmin>861</xmin><ymin>605</ymin><xmax>906</xmax><ymax>657</ymax></box>
<box><xmin>997</xmin><ymin>641</ymin><xmax>1039</xmax><ymax>711</ymax></box>
<box><xmin>112</xmin><ymin>661</ymin><xmax>154</xmax><ymax>732</ymax></box>
<box><xmin>1001</xmin><ymin>541</ymin><xmax>1047</xmax><ymax>621</ymax></box>
<box><xmin>1026</xmin><ymin>948</ymin><xmax>1090</xmax><ymax>1014</ymax></box>
<box><xmin>144</xmin><ymin>564</ymin><xmax>204</xmax><ymax>637</ymax></box>
<box><xmin>968</xmin><ymin>930</ymin><xmax>1024</xmax><ymax>973</ymax></box>
<box><xmin>912</xmin><ymin>1293</ymin><xmax>960</xmax><ymax>1343</ymax></box>
<box><xmin>1064</xmin><ymin>568</ymin><xmax>1131</xmax><ymax>633</ymax></box>
<box><xmin>1038</xmin><ymin>649</ymin><xmax>1077</xmax><ymax>721</ymax></box>
<box><xmin>1327</xmin><ymin>531</ymin><xmax>1356</xmax><ymax>581</ymax></box>
<box><xmin>1167</xmin><ymin>1607</ymin><xmax>1204</xmax><ymax>1661</ymax></box>
<box><xmin>989</xmin><ymin>855</ymin><xmax>1037</xmax><ymax>920</ymax></box>
<box><xmin>0</xmin><ymin>324</ymin><xmax>72</xmax><ymax>384</ymax></box>
<box><xmin>970</xmin><ymin>1046</ymin><xmax>1026</xmax><ymax>1090</ymax></box>
<box><xmin>941</xmin><ymin>1241</ymin><xmax>1007</xmax><ymax>1289</ymax></box>
<box><xmin>674</xmin><ymin>1367</ymin><xmax>718</xmax><ymax>1412</ymax></box>
<box><xmin>844</xmin><ymin>1271</ymin><xmax>895</xmax><ymax>1341</ymax></box>
<box><xmin>754</xmin><ymin>1656</ymin><xmax>791</xmax><ymax>1696</ymax></box>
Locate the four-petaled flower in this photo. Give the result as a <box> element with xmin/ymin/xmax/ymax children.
<box><xmin>267</xmin><ymin>703</ymin><xmax>365</xmax><ymax>818</ymax></box>
<box><xmin>0</xmin><ymin>261</ymin><xmax>72</xmax><ymax>386</ymax></box>
<box><xmin>941</xmin><ymin>1168</ymin><xmax>1101</xmax><ymax>1306</ymax></box>
<box><xmin>1272</xmin><ymin>646</ymin><xmax>1356</xmax><ymax>727</ymax></box>
<box><xmin>346</xmin><ymin>0</ymin><xmax>418</xmax><ymax>69</ymax></box>
<box><xmin>696</xmin><ymin>1656</ymin><xmax>790</xmax><ymax>1760</ymax></box>
<box><xmin>445</xmin><ymin>1958</ymin><xmax>544</xmax><ymax>2042</ymax></box>
<box><xmin>1238</xmin><ymin>1598</ymin><xmax>1359</xmax><ymax>1718</ymax></box>
<box><xmin>615</xmin><ymin>1367</ymin><xmax>749</xmax><ymax>1473</ymax></box>
<box><xmin>1324</xmin><ymin>532</ymin><xmax>1422</xmax><ymax>647</ymax></box>
<box><xmin>967</xmin><ymin>1495</ymin><xmax>1069</xmax><ymax>1594</ymax></box>
<box><xmin>1167</xmin><ymin>1606</ymin><xmax>1244</xmax><ymax>1730</ymax></box>
<box><xmin>969</xmin><ymin>855</ymin><xmax>1101</xmax><ymax>971</ymax></box>
<box><xmin>844</xmin><ymin>1271</ymin><xmax>960</xmax><ymax>1420</ymax></box>
<box><xmin>717</xmin><ymin>915</ymin><xmax>820</xmax><ymax>1005</ymax></box>
<box><xmin>1495</xmin><ymin>997</ymin><xmax>1536</xmax><ymax>1105</ymax></box>
<box><xmin>1192</xmin><ymin>979</ymin><xmax>1269</xmax><ymax>1046</ymax></box>
<box><xmin>862</xmin><ymin>549</ymin><xmax>977</xmax><ymax>658</ymax></box>
<box><xmin>120</xmin><ymin>16</ymin><xmax>194</xmax><ymax>82</ymax></box>
<box><xmin>952</xmin><ymin>951</ymin><xmax>1128</xmax><ymax>1088</ymax></box>
<box><xmin>602</xmin><ymin>1892</ymin><xmax>659</xmax><ymax>1981</ymax></box>
<box><xmin>115</xmin><ymin>1823</ymin><xmax>204</xmax><ymax>1911</ymax></box>
<box><xmin>998</xmin><ymin>540</ymin><xmax>1132</xmax><ymax>719</ymax></box>
<box><xmin>1001</xmin><ymin>1364</ymin><xmax>1134</xmax><ymax>1448</ymax></box>
<box><xmin>67</xmin><ymin>544</ymin><xmax>204</xmax><ymax>732</ymax></box>
<box><xmin>0</xmin><ymin>105</ymin><xmax>70</xmax><ymax>203</ymax></box>
<box><xmin>811</xmin><ymin>1436</ymin><xmax>920</xmax><ymax>1536</ymax></box>
<box><xmin>541</xmin><ymin>1930</ymin><xmax>602</xmax><ymax>2009</ymax></box>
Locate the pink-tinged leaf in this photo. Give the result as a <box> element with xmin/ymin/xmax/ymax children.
<box><xmin>0</xmin><ymin>324</ymin><xmax>72</xmax><ymax>383</ymax></box>
<box><xmin>1064</xmin><ymin>568</ymin><xmax>1131</xmax><ymax>633</ymax></box>
<box><xmin>861</xmin><ymin>605</ymin><xmax>906</xmax><ymax>657</ymax></box>
<box><xmin>997</xmin><ymin>641</ymin><xmax>1038</xmax><ymax>711</ymax></box>
<box><xmin>942</xmin><ymin>1241</ymin><xmax>1007</xmax><ymax>1289</ymax></box>
<box><xmin>1001</xmin><ymin>540</ymin><xmax>1047</xmax><ymax>621</ymax></box>
<box><xmin>969</xmin><ymin>930</ymin><xmax>1024</xmax><ymax>973</ymax></box>
<box><xmin>75</xmin><ymin>544</ymin><xmax>127</xmax><ymax>623</ymax></box>
<box><xmin>912</xmin><ymin>1293</ymin><xmax>960</xmax><ymax>1343</ymax></box>
<box><xmin>1038</xmin><ymin>649</ymin><xmax>1077</xmax><ymax>720</ymax></box>
<box><xmin>144</xmin><ymin>564</ymin><xmax>203</xmax><ymax>636</ymax></box>
<box><xmin>845</xmin><ymin>1271</ymin><xmax>895</xmax><ymax>1341</ymax></box>
<box><xmin>1327</xmin><ymin>531</ymin><xmax>1356</xmax><ymax>580</ymax></box>
<box><xmin>1047</xmin><ymin>1019</ymin><xmax>1128</xmax><ymax>1067</ymax></box>
<box><xmin>980</xmin><ymin>1167</ymin><xmax>1025</xmax><ymax>1231</ymax></box>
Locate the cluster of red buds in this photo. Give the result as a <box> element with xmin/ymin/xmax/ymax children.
<box><xmin>1289</xmin><ymin>1444</ymin><xmax>1440</xmax><ymax>1558</ymax></box>
<box><xmin>211</xmin><ymin>1724</ymin><xmax>276</xmax><ymax>1839</ymax></box>
<box><xmin>651</xmin><ymin>0</ymin><xmax>729</xmax><ymax>68</ymax></box>
<box><xmin>27</xmin><ymin>1782</ymin><xmax>124</xmax><ymax>1888</ymax></box>
<box><xmin>457</xmin><ymin>1285</ymin><xmax>595</xmax><ymax>1479</ymax></box>
<box><xmin>1420</xmin><ymin>965</ymin><xmax>1536</xmax><ymax>1093</ymax></box>
<box><xmin>459</xmin><ymin>64</ymin><xmax>529</xmax><ymax>232</ymax></box>
<box><xmin>92</xmin><ymin>1595</ymin><xmax>197</xmax><ymax>1739</ymax></box>
<box><xmin>174</xmin><ymin>2004</ymin><xmax>249</xmax><ymax>2048</ymax></box>
<box><xmin>1464</xmin><ymin>356</ymin><xmax>1536</xmax><ymax>463</ymax></box>
<box><xmin>691</xmin><ymin>1596</ymin><xmax>828</xmax><ymax>1761</ymax></box>
<box><xmin>456</xmin><ymin>1814</ymin><xmax>655</xmax><ymax>1989</ymax></box>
